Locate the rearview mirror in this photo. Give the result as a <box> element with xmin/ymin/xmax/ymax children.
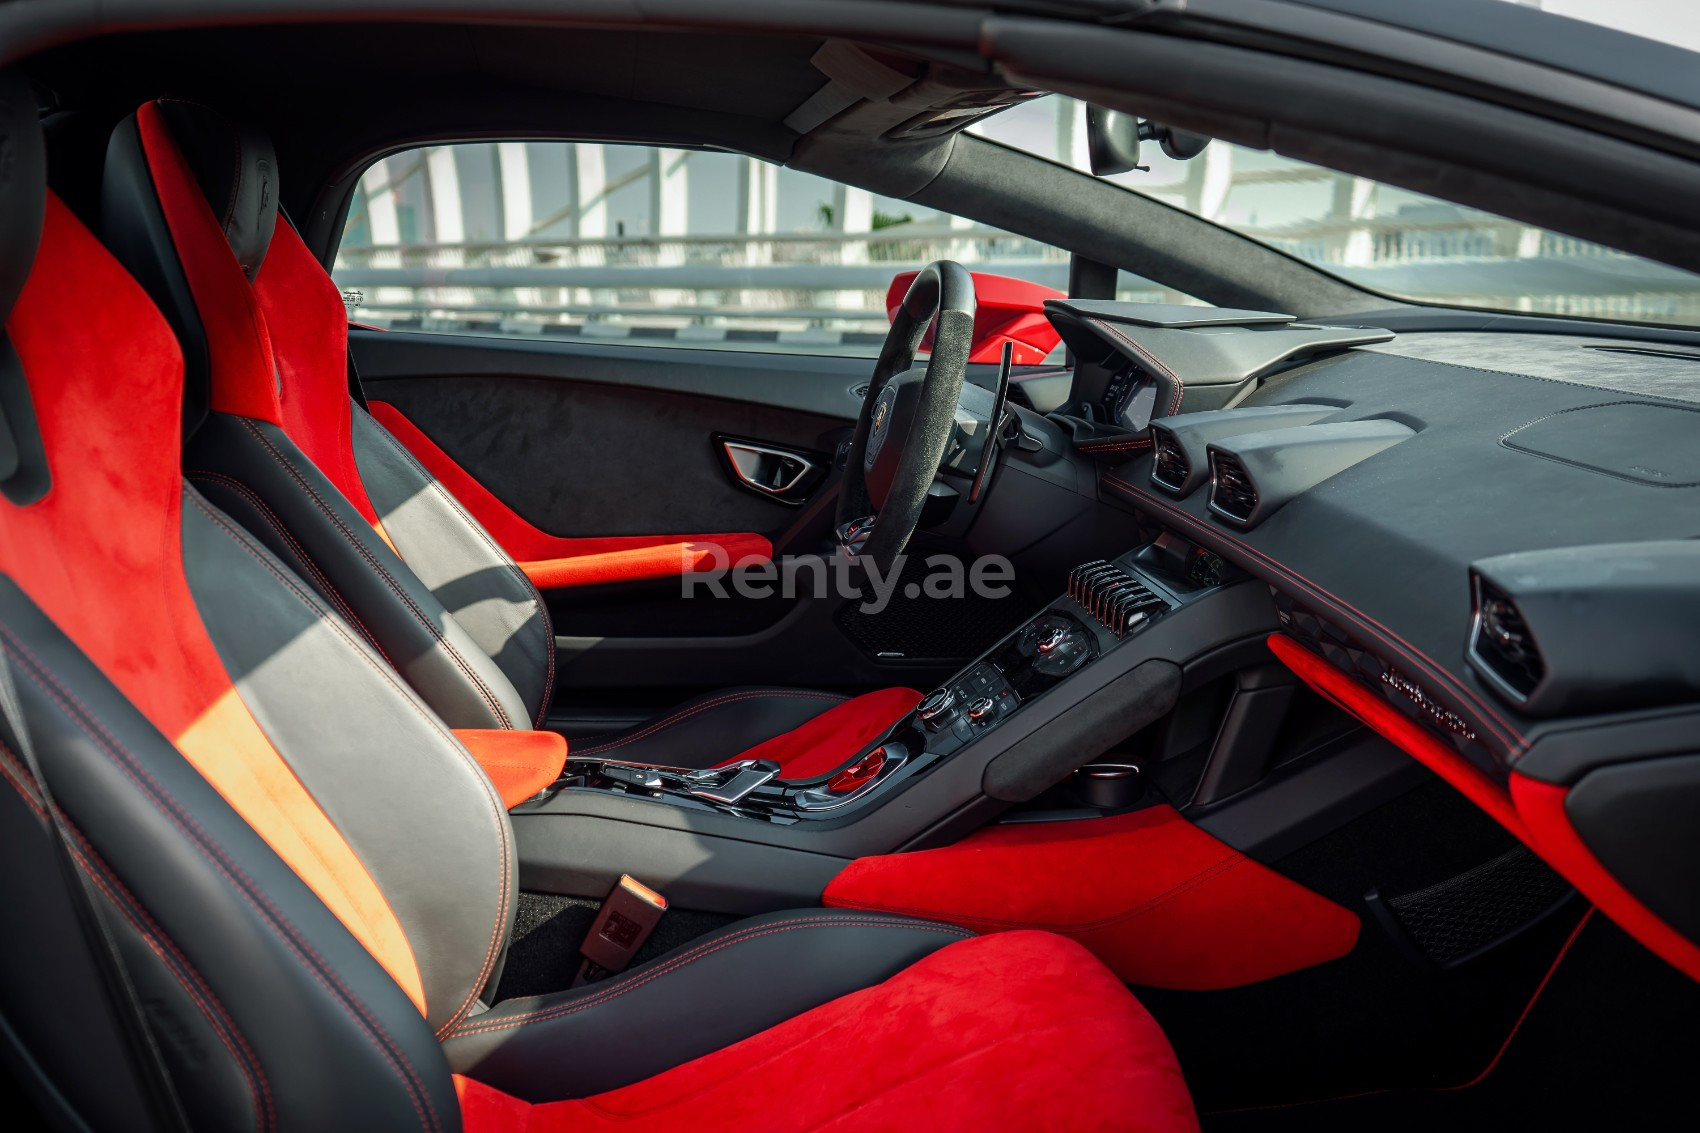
<box><xmin>1085</xmin><ymin>106</ymin><xmax>1213</xmax><ymax>175</ymax></box>
<box><xmin>1085</xmin><ymin>106</ymin><xmax>1144</xmax><ymax>176</ymax></box>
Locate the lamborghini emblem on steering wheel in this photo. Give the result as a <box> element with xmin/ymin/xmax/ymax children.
<box><xmin>865</xmin><ymin>385</ymin><xmax>897</xmax><ymax>467</ymax></box>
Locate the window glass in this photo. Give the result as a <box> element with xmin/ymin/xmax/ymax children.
<box><xmin>333</xmin><ymin>143</ymin><xmax>1078</xmax><ymax>355</ymax></box>
<box><xmin>971</xmin><ymin>95</ymin><xmax>1700</xmax><ymax>328</ymax></box>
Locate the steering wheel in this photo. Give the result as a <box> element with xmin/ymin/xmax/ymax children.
<box><xmin>836</xmin><ymin>260</ymin><xmax>977</xmax><ymax>573</ymax></box>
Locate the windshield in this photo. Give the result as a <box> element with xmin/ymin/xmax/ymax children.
<box><xmin>972</xmin><ymin>91</ymin><xmax>1700</xmax><ymax>329</ymax></box>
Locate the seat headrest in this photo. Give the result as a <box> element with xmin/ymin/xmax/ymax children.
<box><xmin>102</xmin><ymin>100</ymin><xmax>284</xmax><ymax>440</ymax></box>
<box><xmin>0</xmin><ymin>72</ymin><xmax>46</xmax><ymax>330</ymax></box>
<box><xmin>144</xmin><ymin>100</ymin><xmax>278</xmax><ymax>281</ymax></box>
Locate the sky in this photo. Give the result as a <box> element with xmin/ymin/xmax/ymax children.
<box><xmin>1526</xmin><ymin>0</ymin><xmax>1700</xmax><ymax>53</ymax></box>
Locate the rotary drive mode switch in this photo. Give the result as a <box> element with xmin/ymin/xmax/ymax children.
<box><xmin>1019</xmin><ymin>614</ymin><xmax>1094</xmax><ymax>677</ymax></box>
<box><xmin>1067</xmin><ymin>561</ymin><xmax>1169</xmax><ymax>638</ymax></box>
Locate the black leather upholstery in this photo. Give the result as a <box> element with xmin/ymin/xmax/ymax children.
<box><xmin>0</xmin><ymin>577</ymin><xmax>459</xmax><ymax>1132</ymax></box>
<box><xmin>572</xmin><ymin>685</ymin><xmax>851</xmax><ymax>768</ymax></box>
<box><xmin>0</xmin><ymin>74</ymin><xmax>43</xmax><ymax>329</ymax></box>
<box><xmin>181</xmin><ymin>486</ymin><xmax>518</xmax><ymax>1032</ymax></box>
<box><xmin>352</xmin><ymin>405</ymin><xmax>556</xmax><ymax>728</ymax></box>
<box><xmin>442</xmin><ymin>909</ymin><xmax>973</xmax><ymax>1101</ymax></box>
<box><xmin>100</xmin><ymin>112</ymin><xmax>213</xmax><ymax>440</ymax></box>
<box><xmin>187</xmin><ymin>414</ymin><xmax>534</xmax><ymax>731</ymax></box>
<box><xmin>0</xmin><ymin>73</ymin><xmax>49</xmax><ymax>503</ymax></box>
<box><xmin>151</xmin><ymin>100</ymin><xmax>278</xmax><ymax>281</ymax></box>
<box><xmin>99</xmin><ymin>98</ymin><xmax>906</xmax><ymax>766</ymax></box>
<box><xmin>3</xmin><ymin>98</ymin><xmax>1190</xmax><ymax>1133</ymax></box>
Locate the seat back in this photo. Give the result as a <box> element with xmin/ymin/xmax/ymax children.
<box><xmin>0</xmin><ymin>79</ymin><xmax>510</xmax><ymax>1130</ymax></box>
<box><xmin>101</xmin><ymin>100</ymin><xmax>554</xmax><ymax>730</ymax></box>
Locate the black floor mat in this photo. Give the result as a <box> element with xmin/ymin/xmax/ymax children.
<box><xmin>1139</xmin><ymin>778</ymin><xmax>1589</xmax><ymax>1112</ymax></box>
<box><xmin>1201</xmin><ymin>912</ymin><xmax>1700</xmax><ymax>1130</ymax></box>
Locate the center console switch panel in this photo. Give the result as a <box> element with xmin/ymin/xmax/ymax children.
<box><xmin>532</xmin><ymin>550</ymin><xmax>1193</xmax><ymax>829</ymax></box>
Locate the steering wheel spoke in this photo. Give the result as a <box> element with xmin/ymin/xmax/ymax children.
<box><xmin>836</xmin><ymin>514</ymin><xmax>877</xmax><ymax>560</ymax></box>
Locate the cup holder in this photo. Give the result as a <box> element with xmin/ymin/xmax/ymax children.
<box><xmin>1072</xmin><ymin>762</ymin><xmax>1144</xmax><ymax>810</ymax></box>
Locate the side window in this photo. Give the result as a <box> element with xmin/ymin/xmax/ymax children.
<box><xmin>333</xmin><ymin>142</ymin><xmax>1071</xmax><ymax>356</ymax></box>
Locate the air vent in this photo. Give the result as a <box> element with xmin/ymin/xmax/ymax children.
<box><xmin>1151</xmin><ymin>426</ymin><xmax>1190</xmax><ymax>494</ymax></box>
<box><xmin>1469</xmin><ymin>577</ymin><xmax>1545</xmax><ymax>703</ymax></box>
<box><xmin>1209</xmin><ymin>452</ymin><xmax>1258</xmax><ymax>524</ymax></box>
<box><xmin>1203</xmin><ymin>419</ymin><xmax>1413</xmax><ymax>528</ymax></box>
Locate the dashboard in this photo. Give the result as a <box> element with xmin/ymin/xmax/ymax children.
<box><xmin>1042</xmin><ymin>301</ymin><xmax>1700</xmax><ymax>983</ymax></box>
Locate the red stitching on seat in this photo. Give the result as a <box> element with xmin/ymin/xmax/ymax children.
<box><xmin>358</xmin><ymin>407</ymin><xmax>557</xmax><ymax>729</ymax></box>
<box><xmin>181</xmin><ymin>491</ymin><xmax>512</xmax><ymax>1038</ymax></box>
<box><xmin>0</xmin><ymin>631</ymin><xmax>443</xmax><ymax>1133</ymax></box>
<box><xmin>237</xmin><ymin>418</ymin><xmax>516</xmax><ymax>729</ymax></box>
<box><xmin>0</xmin><ymin>752</ymin><xmax>274</xmax><ymax>1132</ymax></box>
<box><xmin>186</xmin><ymin>470</ymin><xmax>393</xmax><ymax>666</ymax></box>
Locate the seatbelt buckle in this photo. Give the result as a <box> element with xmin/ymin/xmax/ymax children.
<box><xmin>573</xmin><ymin>875</ymin><xmax>668</xmax><ymax>986</ymax></box>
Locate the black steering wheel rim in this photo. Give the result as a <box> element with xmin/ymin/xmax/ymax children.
<box><xmin>837</xmin><ymin>260</ymin><xmax>977</xmax><ymax>572</ymax></box>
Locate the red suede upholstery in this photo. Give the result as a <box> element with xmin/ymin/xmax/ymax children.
<box><xmin>252</xmin><ymin>219</ymin><xmax>385</xmax><ymax>525</ymax></box>
<box><xmin>0</xmin><ymin>192</ymin><xmax>208</xmax><ymax>736</ymax></box>
<box><xmin>452</xmin><ymin>931</ymin><xmax>1200</xmax><ymax>1132</ymax></box>
<box><xmin>886</xmin><ymin>271</ymin><xmax>1065</xmax><ymax>364</ymax></box>
<box><xmin>367</xmin><ymin>400</ymin><xmax>772</xmax><ymax>585</ymax></box>
<box><xmin>724</xmin><ymin>686</ymin><xmax>922</xmax><ymax>779</ymax></box>
<box><xmin>0</xmin><ymin>194</ymin><xmax>427</xmax><ymax>1010</ymax></box>
<box><xmin>453</xmin><ymin>729</ymin><xmax>569</xmax><ymax>809</ymax></box>
<box><xmin>1269</xmin><ymin>631</ymin><xmax>1700</xmax><ymax>986</ymax></box>
<box><xmin>824</xmin><ymin>804</ymin><xmax>1359</xmax><ymax>989</ymax></box>
<box><xmin>518</xmin><ymin>539</ymin><xmax>773</xmax><ymax>590</ymax></box>
<box><xmin>1267</xmin><ymin>632</ymin><xmax>1525</xmax><ymax>837</ymax></box>
<box><xmin>133</xmin><ymin>102</ymin><xmax>277</xmax><ymax>425</ymax></box>
<box><xmin>135</xmin><ymin>100</ymin><xmax>383</xmax><ymax>525</ymax></box>
<box><xmin>1510</xmin><ymin>775</ymin><xmax>1700</xmax><ymax>983</ymax></box>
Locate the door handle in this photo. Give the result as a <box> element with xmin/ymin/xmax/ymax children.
<box><xmin>718</xmin><ymin>439</ymin><xmax>822</xmax><ymax>504</ymax></box>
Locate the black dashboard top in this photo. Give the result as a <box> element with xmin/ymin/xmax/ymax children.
<box><xmin>1088</xmin><ymin>332</ymin><xmax>1700</xmax><ymax>777</ymax></box>
<box><xmin>1044</xmin><ymin>299</ymin><xmax>1295</xmax><ymax>328</ymax></box>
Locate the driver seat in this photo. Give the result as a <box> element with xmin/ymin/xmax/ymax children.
<box><xmin>100</xmin><ymin>99</ymin><xmax>920</xmax><ymax>773</ymax></box>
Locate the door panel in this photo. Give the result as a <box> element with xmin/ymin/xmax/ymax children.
<box><xmin>351</xmin><ymin>329</ymin><xmax>1041</xmax><ymax>724</ymax></box>
<box><xmin>368</xmin><ymin>375</ymin><xmax>835</xmax><ymax>537</ymax></box>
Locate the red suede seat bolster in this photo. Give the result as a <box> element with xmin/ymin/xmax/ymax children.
<box><xmin>823</xmin><ymin>803</ymin><xmax>1359</xmax><ymax>990</ymax></box>
<box><xmin>720</xmin><ymin>686</ymin><xmax>921</xmax><ymax>779</ymax></box>
<box><xmin>365</xmin><ymin>400</ymin><xmax>773</xmax><ymax>584</ymax></box>
<box><xmin>138</xmin><ymin>100</ymin><xmax>385</xmax><ymax>523</ymax></box>
<box><xmin>453</xmin><ymin>729</ymin><xmax>569</xmax><ymax>809</ymax></box>
<box><xmin>452</xmin><ymin>931</ymin><xmax>1200</xmax><ymax>1132</ymax></box>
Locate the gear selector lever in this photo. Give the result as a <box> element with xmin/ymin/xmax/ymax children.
<box><xmin>680</xmin><ymin>759</ymin><xmax>782</xmax><ymax>805</ymax></box>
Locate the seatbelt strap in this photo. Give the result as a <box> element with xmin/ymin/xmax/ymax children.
<box><xmin>346</xmin><ymin>343</ymin><xmax>369</xmax><ymax>410</ymax></box>
<box><xmin>0</xmin><ymin>650</ymin><xmax>191</xmax><ymax>1133</ymax></box>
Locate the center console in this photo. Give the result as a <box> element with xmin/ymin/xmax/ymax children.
<box><xmin>523</xmin><ymin>549</ymin><xmax>1223</xmax><ymax>833</ymax></box>
<box><xmin>508</xmin><ymin>509</ymin><xmax>1301</xmax><ymax>912</ymax></box>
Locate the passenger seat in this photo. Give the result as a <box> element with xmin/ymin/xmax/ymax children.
<box><xmin>99</xmin><ymin>97</ymin><xmax>921</xmax><ymax>773</ymax></box>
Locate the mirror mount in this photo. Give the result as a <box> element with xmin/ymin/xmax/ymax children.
<box><xmin>1144</xmin><ymin>121</ymin><xmax>1211</xmax><ymax>161</ymax></box>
